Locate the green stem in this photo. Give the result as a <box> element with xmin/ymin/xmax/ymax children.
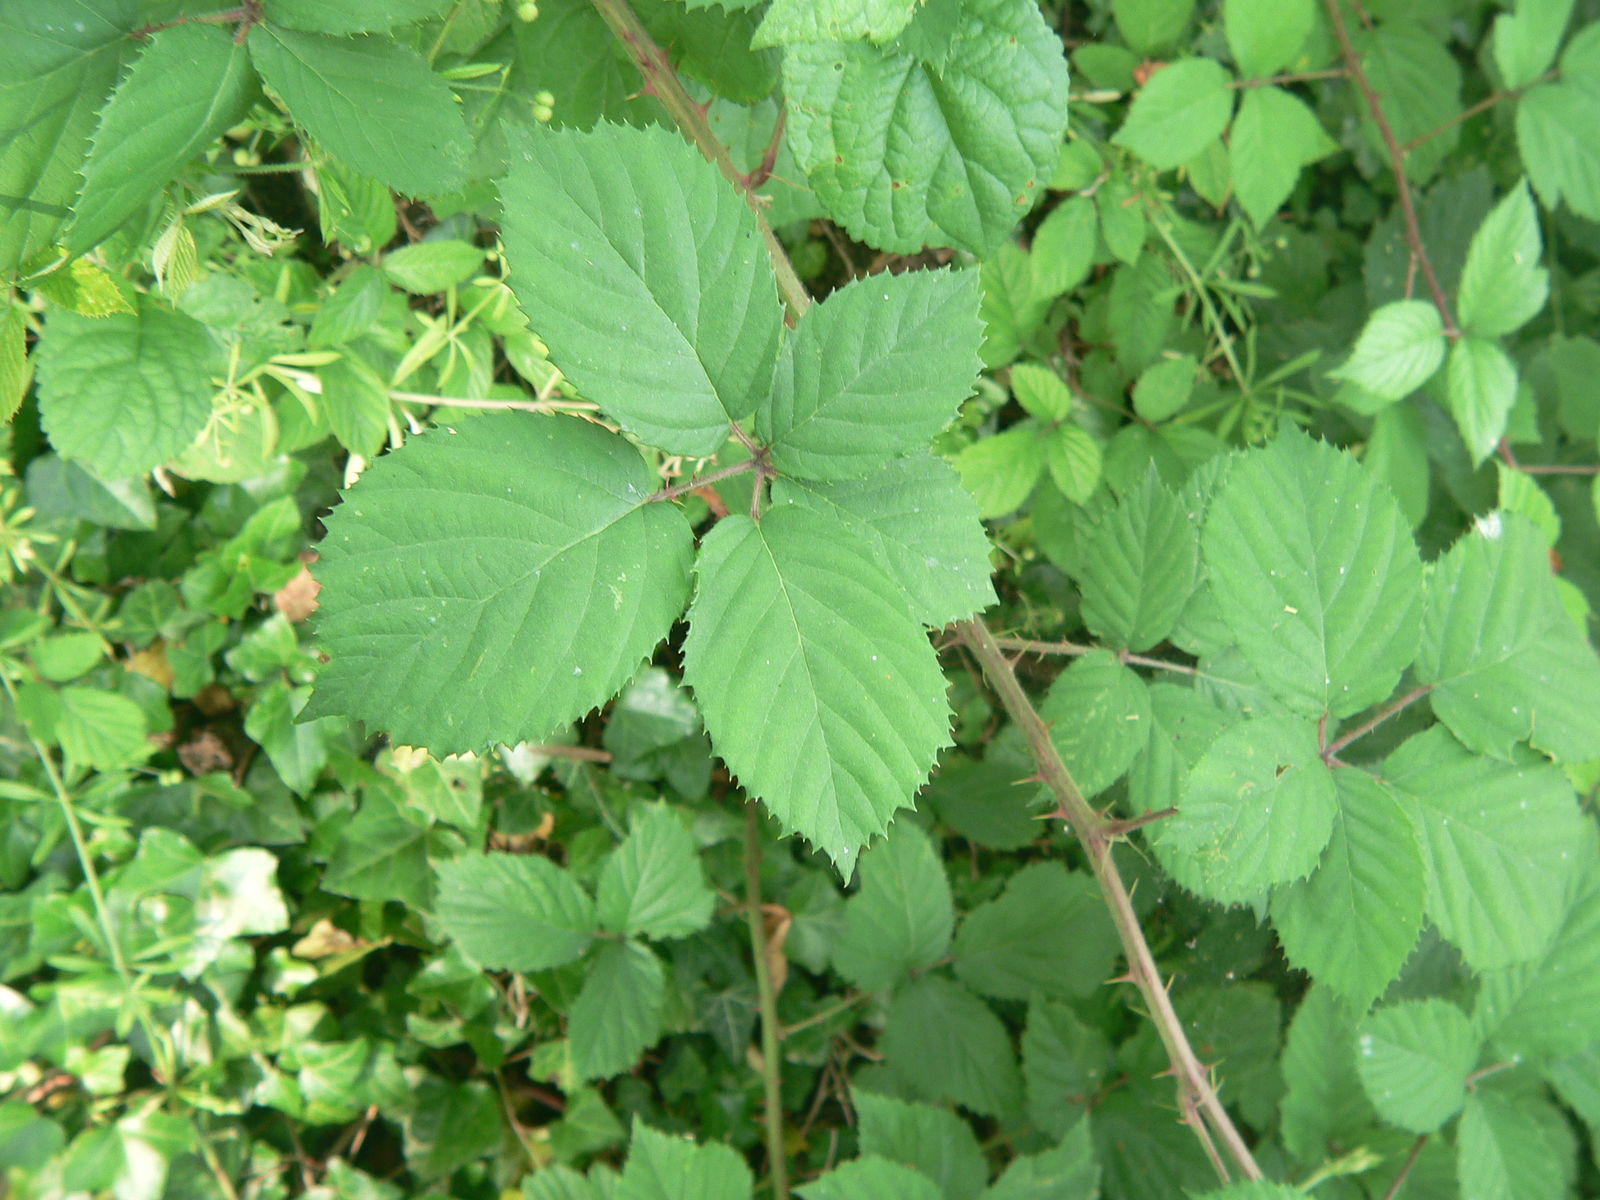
<box><xmin>587</xmin><ymin>0</ymin><xmax>812</xmax><ymax>319</ymax></box>
<box><xmin>744</xmin><ymin>805</ymin><xmax>790</xmax><ymax>1200</ymax></box>
<box><xmin>1148</xmin><ymin>211</ymin><xmax>1251</xmax><ymax>397</ymax></box>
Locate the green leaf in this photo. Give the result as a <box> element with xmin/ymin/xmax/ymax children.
<box><xmin>1355</xmin><ymin>21</ymin><xmax>1462</xmax><ymax>184</ymax></box>
<box><xmin>617</xmin><ymin>1119</ymin><xmax>753</xmax><ymax>1200</ymax></box>
<box><xmin>1153</xmin><ymin>714</ymin><xmax>1337</xmax><ymax>904</ymax></box>
<box><xmin>1113</xmin><ymin>58</ymin><xmax>1234</xmax><ymax>172</ymax></box>
<box><xmin>1517</xmin><ymin>44</ymin><xmax>1600</xmax><ymax>222</ymax></box>
<box><xmin>569</xmin><ymin>940</ymin><xmax>666</xmax><ymax>1082</ymax></box>
<box><xmin>1178</xmin><ymin>983</ymin><xmax>1283</xmax><ymax>1128</ymax></box>
<box><xmin>772</xmin><ymin>454</ymin><xmax>995</xmax><ymax>627</ymax></box>
<box><xmin>1095</xmin><ymin>172</ymin><xmax>1146</xmax><ymax>265</ymax></box>
<box><xmin>247</xmin><ymin>25</ymin><xmax>469</xmax><ymax>196</ymax></box>
<box><xmin>1355</xmin><ymin>998</ymin><xmax>1479</xmax><ymax>1134</ymax></box>
<box><xmin>434</xmin><ymin>851</ymin><xmax>596</xmax><ymax>972</ymax></box>
<box><xmin>69</xmin><ymin>25</ymin><xmax>255</xmax><ymax>251</ymax></box>
<box><xmin>1125</xmin><ymin>682</ymin><xmax>1231</xmax><ymax>816</ymax></box>
<box><xmin>56</xmin><ymin>687</ymin><xmax>150</xmax><ymax>772</ymax></box>
<box><xmin>1044</xmin><ymin>425</ymin><xmax>1103</xmax><ymax>505</ymax></box>
<box><xmin>1131</xmin><ymin>354</ymin><xmax>1197</xmax><ymax>423</ymax></box>
<box><xmin>1038</xmin><ymin>651</ymin><xmax>1152</xmax><ymax>800</ymax></box>
<box><xmin>954</xmin><ymin>426</ymin><xmax>1045</xmax><ymax>518</ymax></box>
<box><xmin>1493</xmin><ymin>0</ymin><xmax>1573</xmax><ymax>89</ymax></box>
<box><xmin>1202</xmin><ymin>431</ymin><xmax>1424</xmax><ymax>718</ymax></box>
<box><xmin>831</xmin><ymin>824</ymin><xmax>953</xmax><ymax>991</ymax></box>
<box><xmin>1475</xmin><ymin>861</ymin><xmax>1600</xmax><ymax>1062</ymax></box>
<box><xmin>499</xmin><ymin>123</ymin><xmax>782</xmax><ymax>456</ymax></box>
<box><xmin>1011</xmin><ymin>363</ymin><xmax>1072</xmax><ymax>421</ymax></box>
<box><xmin>682</xmin><ymin>507</ymin><xmax>950</xmax><ymax>867</ymax></box>
<box><xmin>264</xmin><ymin>0</ymin><xmax>455</xmax><ymax>35</ymax></box>
<box><xmin>1190</xmin><ymin>1186</ymin><xmax>1311</xmax><ymax>1200</ymax></box>
<box><xmin>1456</xmin><ymin>181</ymin><xmax>1548</xmax><ymax>339</ymax></box>
<box><xmin>34</xmin><ymin>296</ymin><xmax>221</xmax><ymax>479</ymax></box>
<box><xmin>595</xmin><ymin>804</ymin><xmax>715</xmax><ymax>941</ymax></box>
<box><xmin>953</xmin><ymin>862</ymin><xmax>1120</xmax><ymax>1001</ymax></box>
<box><xmin>243</xmin><ymin>680</ymin><xmax>340</xmax><ymax>796</ymax></box>
<box><xmin>1031</xmin><ymin>196</ymin><xmax>1097</xmax><ymax>299</ymax></box>
<box><xmin>1444</xmin><ymin>336</ymin><xmax>1518</xmax><ymax>466</ymax></box>
<box><xmin>0</xmin><ymin>301</ymin><xmax>26</xmax><ymax>423</ymax></box>
<box><xmin>1328</xmin><ymin>300</ymin><xmax>1446</xmax><ymax>403</ymax></box>
<box><xmin>1113</xmin><ymin>0</ymin><xmax>1193</xmax><ymax>55</ymax></box>
<box><xmin>798</xmin><ymin>1157</ymin><xmax>943</xmax><ymax>1200</ymax></box>
<box><xmin>381</xmin><ymin>240</ymin><xmax>484</xmax><ymax>295</ymax></box>
<box><xmin>759</xmin><ymin>268</ymin><xmax>981</xmax><ymax>479</ymax></box>
<box><xmin>1384</xmin><ymin>726</ymin><xmax>1587</xmax><ymax>970</ymax></box>
<box><xmin>1456</xmin><ymin>1087</ymin><xmax>1576</xmax><ymax>1200</ymax></box>
<box><xmin>309</xmin><ymin>264</ymin><xmax>387</xmax><ymax>347</ymax></box>
<box><xmin>754</xmin><ymin>0</ymin><xmax>918</xmax><ymax>47</ymax></box>
<box><xmin>1023</xmin><ymin>1000</ymin><xmax>1112</xmax><ymax>1138</ymax></box>
<box><xmin>0</xmin><ymin>1</ymin><xmax>134</xmax><ymax>278</ymax></box>
<box><xmin>319</xmin><ymin>355</ymin><xmax>391</xmax><ymax>460</ymax></box>
<box><xmin>1076</xmin><ymin>467</ymin><xmax>1199</xmax><ymax>652</ymax></box>
<box><xmin>1279</xmin><ymin>984</ymin><xmax>1376</xmax><ymax>1162</ymax></box>
<box><xmin>1224</xmin><ymin>0</ymin><xmax>1313</xmax><ymax>77</ymax></box>
<box><xmin>982</xmin><ymin>1122</ymin><xmax>1098</xmax><ymax>1200</ymax></box>
<box><xmin>882</xmin><ymin>975</ymin><xmax>1023</xmax><ymax>1118</ymax></box>
<box><xmin>783</xmin><ymin>0</ymin><xmax>1069</xmax><ymax>255</ymax></box>
<box><xmin>509</xmin><ymin>0</ymin><xmax>664</xmax><ymax>132</ymax></box>
<box><xmin>310</xmin><ymin>414</ymin><xmax>695</xmax><ymax>752</ymax></box>
<box><xmin>320</xmin><ymin>794</ymin><xmax>432</xmax><ymax>907</ymax></box>
<box><xmin>1229</xmin><ymin>86</ymin><xmax>1337</xmax><ymax>229</ymax></box>
<box><xmin>1413</xmin><ymin>512</ymin><xmax>1600</xmax><ymax>763</ymax></box>
<box><xmin>1270</xmin><ymin>770</ymin><xmax>1426</xmax><ymax>1011</ymax></box>
<box><xmin>854</xmin><ymin>1091</ymin><xmax>986</xmax><ymax>1200</ymax></box>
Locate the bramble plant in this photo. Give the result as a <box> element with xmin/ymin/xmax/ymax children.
<box><xmin>4</xmin><ymin>0</ymin><xmax>1600</xmax><ymax>1198</ymax></box>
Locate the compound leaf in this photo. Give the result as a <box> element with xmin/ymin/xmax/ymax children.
<box><xmin>595</xmin><ymin>804</ymin><xmax>716</xmax><ymax>941</ymax></box>
<box><xmin>1456</xmin><ymin>1088</ymin><xmax>1576</xmax><ymax>1200</ymax></box>
<box><xmin>1202</xmin><ymin>431</ymin><xmax>1423</xmax><ymax>719</ymax></box>
<box><xmin>434</xmin><ymin>851</ymin><xmax>596</xmax><ymax>972</ymax></box>
<box><xmin>683</xmin><ymin>507</ymin><xmax>949</xmax><ymax>868</ymax></box>
<box><xmin>1516</xmin><ymin>25</ymin><xmax>1600</xmax><ymax>221</ymax></box>
<box><xmin>754</xmin><ymin>0</ymin><xmax>919</xmax><ymax>47</ymax></box>
<box><xmin>1270</xmin><ymin>770</ymin><xmax>1426</xmax><ymax>1011</ymax></box>
<box><xmin>311</xmin><ymin>413</ymin><xmax>695</xmax><ymax>752</ymax></box>
<box><xmin>248</xmin><ymin>24</ymin><xmax>469</xmax><ymax>196</ymax></box>
<box><xmin>1153</xmin><ymin>714</ymin><xmax>1337</xmax><ymax>905</ymax></box>
<box><xmin>500</xmin><ymin>123</ymin><xmax>782</xmax><ymax>456</ymax></box>
<box><xmin>772</xmin><ymin>453</ymin><xmax>995</xmax><ymax>627</ymax></box>
<box><xmin>1414</xmin><ymin>513</ymin><xmax>1600</xmax><ymax>763</ymax></box>
<box><xmin>569</xmin><ymin>940</ymin><xmax>666</xmax><ymax>1082</ymax></box>
<box><xmin>1355</xmin><ymin>998</ymin><xmax>1479</xmax><ymax>1134</ymax></box>
<box><xmin>831</xmin><ymin>824</ymin><xmax>953</xmax><ymax>992</ymax></box>
<box><xmin>1492</xmin><ymin>0</ymin><xmax>1573</xmax><ymax>89</ymax></box>
<box><xmin>1384</xmin><ymin>726</ymin><xmax>1587</xmax><ymax>970</ymax></box>
<box><xmin>1225</xmin><ymin>0</ymin><xmax>1313</xmax><ymax>78</ymax></box>
<box><xmin>759</xmin><ymin>268</ymin><xmax>981</xmax><ymax>479</ymax></box>
<box><xmin>1229</xmin><ymin>85</ymin><xmax>1337</xmax><ymax>230</ymax></box>
<box><xmin>35</xmin><ymin>297</ymin><xmax>221</xmax><ymax>479</ymax></box>
<box><xmin>70</xmin><ymin>25</ymin><xmax>256</xmax><ymax>251</ymax></box>
<box><xmin>783</xmin><ymin>0</ymin><xmax>1068</xmax><ymax>254</ymax></box>
<box><xmin>264</xmin><ymin>0</ymin><xmax>455</xmax><ymax>35</ymax></box>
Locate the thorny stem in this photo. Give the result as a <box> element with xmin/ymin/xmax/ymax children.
<box><xmin>1323</xmin><ymin>0</ymin><xmax>1459</xmax><ymax>338</ymax></box>
<box><xmin>744</xmin><ymin>807</ymin><xmax>791</xmax><ymax>1200</ymax></box>
<box><xmin>1322</xmin><ymin>685</ymin><xmax>1434</xmax><ymax>763</ymax></box>
<box><xmin>957</xmin><ymin>621</ymin><xmax>1262</xmax><ymax>1183</ymax></box>
<box><xmin>595</xmin><ymin>1</ymin><xmax>1260</xmax><ymax>1181</ymax></box>
<box><xmin>587</xmin><ymin>0</ymin><xmax>811</xmax><ymax>320</ymax></box>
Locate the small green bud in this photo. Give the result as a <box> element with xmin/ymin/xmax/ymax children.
<box><xmin>533</xmin><ymin>102</ymin><xmax>555</xmax><ymax>123</ymax></box>
<box><xmin>535</xmin><ymin>89</ymin><xmax>555</xmax><ymax>107</ymax></box>
<box><xmin>517</xmin><ymin>1</ymin><xmax>539</xmax><ymax>20</ymax></box>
